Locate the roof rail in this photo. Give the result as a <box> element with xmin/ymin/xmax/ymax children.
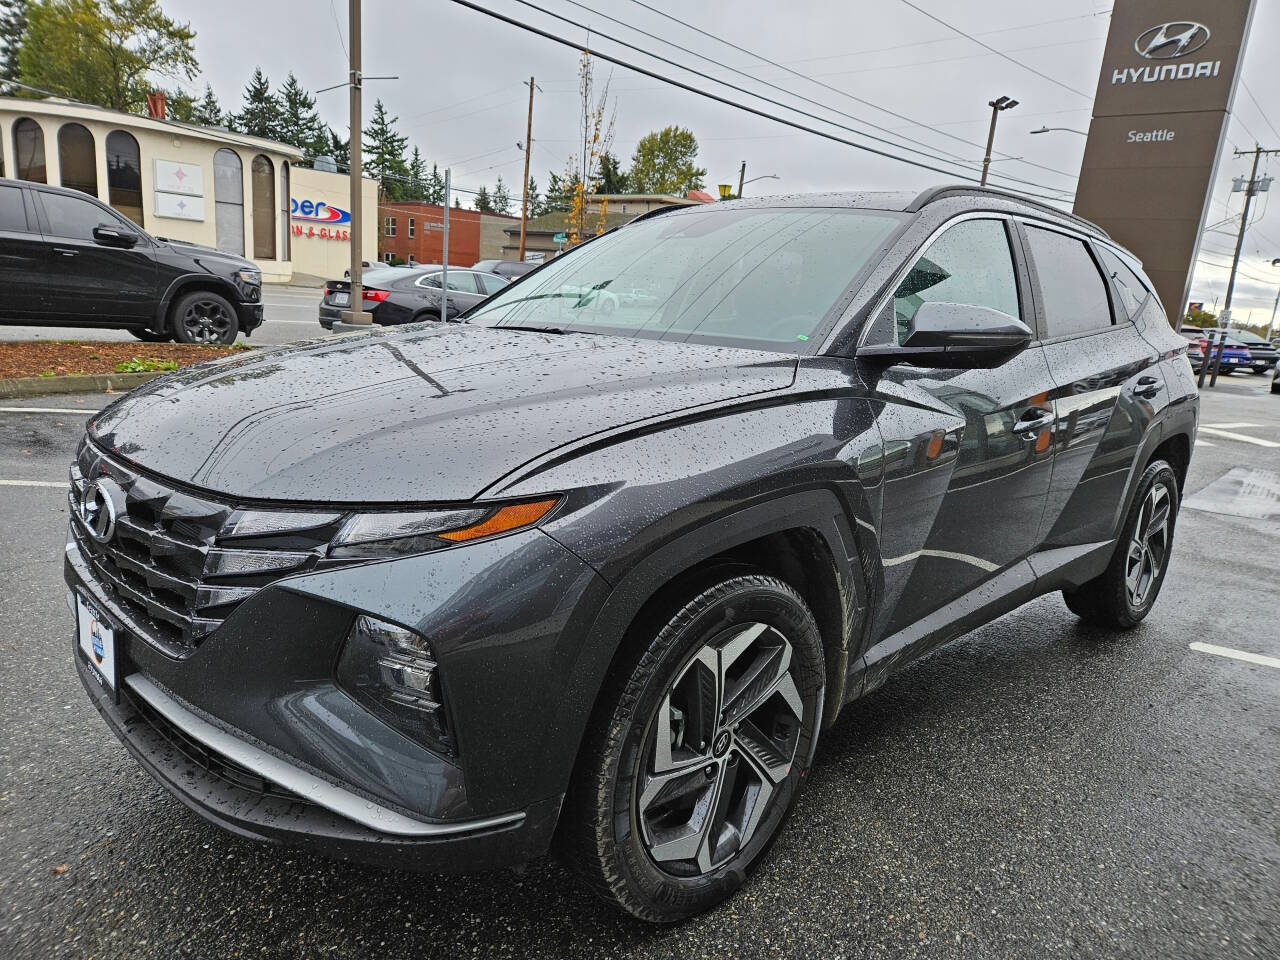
<box><xmin>907</xmin><ymin>184</ymin><xmax>1109</xmax><ymax>239</ymax></box>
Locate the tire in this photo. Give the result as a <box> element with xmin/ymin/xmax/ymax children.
<box><xmin>1063</xmin><ymin>459</ymin><xmax>1179</xmax><ymax>629</ymax></box>
<box><xmin>129</xmin><ymin>327</ymin><xmax>172</xmax><ymax>343</ymax></box>
<box><xmin>560</xmin><ymin>573</ymin><xmax>825</xmax><ymax>922</ymax></box>
<box><xmin>170</xmin><ymin>290</ymin><xmax>239</xmax><ymax>345</ymax></box>
<box><xmin>1271</xmin><ymin>380</ymin><xmax>1280</xmax><ymax>395</ymax></box>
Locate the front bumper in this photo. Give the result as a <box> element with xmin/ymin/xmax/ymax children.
<box><xmin>235</xmin><ymin>300</ymin><xmax>265</xmax><ymax>334</ymax></box>
<box><xmin>66</xmin><ymin>521</ymin><xmax>608</xmax><ymax>870</ymax></box>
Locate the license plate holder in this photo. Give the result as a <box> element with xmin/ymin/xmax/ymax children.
<box><xmin>76</xmin><ymin>594</ymin><xmax>117</xmax><ymax>692</ymax></box>
<box><xmin>330</xmin><ymin>292</ymin><xmax>350</xmax><ymax>307</ymax></box>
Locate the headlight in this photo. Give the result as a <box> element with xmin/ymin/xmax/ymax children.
<box><xmin>328</xmin><ymin>498</ymin><xmax>559</xmax><ymax>559</ymax></box>
<box><xmin>234</xmin><ymin>268</ymin><xmax>262</xmax><ymax>287</ymax></box>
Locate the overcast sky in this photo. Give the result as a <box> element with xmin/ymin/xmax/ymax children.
<box><xmin>165</xmin><ymin>0</ymin><xmax>1280</xmax><ymax>320</ymax></box>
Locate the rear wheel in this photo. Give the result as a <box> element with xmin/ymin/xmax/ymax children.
<box><xmin>561</xmin><ymin>574</ymin><xmax>825</xmax><ymax>922</ymax></box>
<box><xmin>1063</xmin><ymin>459</ymin><xmax>1179</xmax><ymax>628</ymax></box>
<box><xmin>170</xmin><ymin>290</ymin><xmax>239</xmax><ymax>345</ymax></box>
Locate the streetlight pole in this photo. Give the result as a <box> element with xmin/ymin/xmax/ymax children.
<box><xmin>737</xmin><ymin>160</ymin><xmax>746</xmax><ymax>198</ymax></box>
<box><xmin>344</xmin><ymin>0</ymin><xmax>371</xmax><ymax>324</ymax></box>
<box><xmin>1029</xmin><ymin>126</ymin><xmax>1087</xmax><ymax>136</ymax></box>
<box><xmin>980</xmin><ymin>96</ymin><xmax>1018</xmax><ymax>187</ymax></box>
<box><xmin>1269</xmin><ymin>258</ymin><xmax>1280</xmax><ymax>342</ymax></box>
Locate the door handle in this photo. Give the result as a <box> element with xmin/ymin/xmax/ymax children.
<box><xmin>52</xmin><ymin>246</ymin><xmax>78</xmax><ymax>257</ymax></box>
<box><xmin>1132</xmin><ymin>375</ymin><xmax>1161</xmax><ymax>399</ymax></box>
<box><xmin>1014</xmin><ymin>407</ymin><xmax>1055</xmax><ymax>439</ymax></box>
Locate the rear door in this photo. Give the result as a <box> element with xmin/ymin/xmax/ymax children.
<box><xmin>871</xmin><ymin>215</ymin><xmax>1056</xmax><ymax>642</ymax></box>
<box><xmin>31</xmin><ymin>189</ymin><xmax>157</xmax><ymax>323</ymax></box>
<box><xmin>0</xmin><ymin>182</ymin><xmax>47</xmax><ymax>320</ymax></box>
<box><xmin>1020</xmin><ymin>223</ymin><xmax>1160</xmax><ymax>550</ymax></box>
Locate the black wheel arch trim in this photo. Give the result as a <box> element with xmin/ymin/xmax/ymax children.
<box><xmin>156</xmin><ymin>275</ymin><xmax>244</xmax><ymax>333</ymax></box>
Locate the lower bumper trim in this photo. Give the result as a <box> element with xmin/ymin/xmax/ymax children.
<box><xmin>124</xmin><ymin>672</ymin><xmax>523</xmax><ymax>838</ymax></box>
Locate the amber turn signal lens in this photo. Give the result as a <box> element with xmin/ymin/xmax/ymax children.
<box><xmin>436</xmin><ymin>498</ymin><xmax>560</xmax><ymax>542</ymax></box>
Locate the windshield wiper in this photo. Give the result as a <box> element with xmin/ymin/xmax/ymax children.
<box><xmin>497</xmin><ymin>324</ymin><xmax>570</xmax><ymax>334</ymax></box>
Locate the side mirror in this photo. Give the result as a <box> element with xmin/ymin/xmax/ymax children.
<box><xmin>92</xmin><ymin>224</ymin><xmax>138</xmax><ymax>248</ymax></box>
<box><xmin>865</xmin><ymin>301</ymin><xmax>1032</xmax><ymax>368</ymax></box>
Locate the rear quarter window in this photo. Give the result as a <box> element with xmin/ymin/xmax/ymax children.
<box><xmin>1024</xmin><ymin>225</ymin><xmax>1114</xmax><ymax>338</ymax></box>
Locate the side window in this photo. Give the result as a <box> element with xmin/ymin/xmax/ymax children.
<box><xmin>417</xmin><ymin>272</ymin><xmax>441</xmax><ymax>288</ymax></box>
<box><xmin>1024</xmin><ymin>226</ymin><xmax>1113</xmax><ymax>338</ymax></box>
<box><xmin>477</xmin><ymin>273</ymin><xmax>507</xmax><ymax>295</ymax></box>
<box><xmin>40</xmin><ymin>191</ymin><xmax>123</xmax><ymax>241</ymax></box>
<box><xmin>1097</xmin><ymin>247</ymin><xmax>1149</xmax><ymax>321</ymax></box>
<box><xmin>893</xmin><ymin>219</ymin><xmax>1020</xmax><ymax>342</ymax></box>
<box><xmin>0</xmin><ymin>185</ymin><xmax>29</xmax><ymax>232</ymax></box>
<box><xmin>446</xmin><ymin>272</ymin><xmax>478</xmax><ymax>294</ymax></box>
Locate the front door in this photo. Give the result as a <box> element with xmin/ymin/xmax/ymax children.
<box><xmin>0</xmin><ymin>182</ymin><xmax>48</xmax><ymax>320</ymax></box>
<box><xmin>867</xmin><ymin>217</ymin><xmax>1056</xmax><ymax>645</ymax></box>
<box><xmin>32</xmin><ymin>189</ymin><xmax>156</xmax><ymax>323</ymax></box>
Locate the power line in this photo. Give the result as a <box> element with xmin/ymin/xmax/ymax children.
<box><xmin>1241</xmin><ymin>80</ymin><xmax>1280</xmax><ymax>149</ymax></box>
<box><xmin>895</xmin><ymin>0</ymin><xmax>1093</xmax><ymax>99</ymax></box>
<box><xmin>444</xmin><ymin>0</ymin><xmax>1071</xmax><ymax>202</ymax></box>
<box><xmin>618</xmin><ymin>0</ymin><xmax>1080</xmax><ymax>184</ymax></box>
<box><xmin>510</xmin><ymin>0</ymin><xmax>1066</xmax><ymax>194</ymax></box>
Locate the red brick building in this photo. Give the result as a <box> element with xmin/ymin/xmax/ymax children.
<box><xmin>378</xmin><ymin>202</ymin><xmax>517</xmax><ymax>266</ymax></box>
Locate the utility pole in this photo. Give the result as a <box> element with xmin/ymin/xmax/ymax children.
<box><xmin>518</xmin><ymin>76</ymin><xmax>537</xmax><ymax>261</ymax></box>
<box><xmin>737</xmin><ymin>160</ymin><xmax>746</xmax><ymax>198</ymax></box>
<box><xmin>1200</xmin><ymin>145</ymin><xmax>1278</xmax><ymax>388</ymax></box>
<box><xmin>1269</xmin><ymin>259</ymin><xmax>1280</xmax><ymax>341</ymax></box>
<box><xmin>980</xmin><ymin>96</ymin><xmax>1018</xmax><ymax>187</ymax></box>
<box><xmin>441</xmin><ymin>169</ymin><xmax>450</xmax><ymax>320</ymax></box>
<box><xmin>342</xmin><ymin>0</ymin><xmax>372</xmax><ymax>324</ymax></box>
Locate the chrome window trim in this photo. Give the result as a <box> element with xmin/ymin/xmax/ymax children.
<box><xmin>124</xmin><ymin>673</ymin><xmax>524</xmax><ymax>838</ymax></box>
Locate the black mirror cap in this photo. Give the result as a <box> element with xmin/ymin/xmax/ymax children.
<box><xmin>860</xmin><ymin>301</ymin><xmax>1032</xmax><ymax>369</ymax></box>
<box><xmin>92</xmin><ymin>224</ymin><xmax>138</xmax><ymax>248</ymax></box>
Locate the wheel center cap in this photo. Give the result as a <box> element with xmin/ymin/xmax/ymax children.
<box><xmin>712</xmin><ymin>731</ymin><xmax>731</xmax><ymax>758</ymax></box>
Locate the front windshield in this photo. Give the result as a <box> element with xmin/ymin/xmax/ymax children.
<box><xmin>467</xmin><ymin>206</ymin><xmax>905</xmax><ymax>350</ymax></box>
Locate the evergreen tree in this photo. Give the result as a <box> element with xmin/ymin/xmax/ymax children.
<box><xmin>362</xmin><ymin>98</ymin><xmax>410</xmax><ymax>199</ymax></box>
<box><xmin>0</xmin><ymin>0</ymin><xmax>27</xmax><ymax>83</ymax></box>
<box><xmin>543</xmin><ymin>171</ymin><xmax>577</xmax><ymax>214</ymax></box>
<box><xmin>491</xmin><ymin>176</ymin><xmax>512</xmax><ymax>215</ymax></box>
<box><xmin>597</xmin><ymin>152</ymin><xmax>629</xmax><ymax>194</ymax></box>
<box><xmin>192</xmin><ymin>83</ymin><xmax>224</xmax><ymax>126</ymax></box>
<box><xmin>473</xmin><ymin>184</ymin><xmax>493</xmax><ymax>213</ymax></box>
<box><xmin>426</xmin><ymin>163</ymin><xmax>445</xmax><ymax>205</ymax></box>
<box><xmin>406</xmin><ymin>146</ymin><xmax>427</xmax><ymax>201</ymax></box>
<box><xmin>327</xmin><ymin>127</ymin><xmax>350</xmax><ymax>169</ymax></box>
<box><xmin>525</xmin><ymin>176</ymin><xmax>541</xmax><ymax>218</ymax></box>
<box><xmin>162</xmin><ymin>87</ymin><xmax>196</xmax><ymax>122</ymax></box>
<box><xmin>233</xmin><ymin>68</ymin><xmax>282</xmax><ymax>140</ymax></box>
<box><xmin>277</xmin><ymin>72</ymin><xmax>326</xmax><ymax>155</ymax></box>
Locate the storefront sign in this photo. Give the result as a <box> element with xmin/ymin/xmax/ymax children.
<box><xmin>155</xmin><ymin>191</ymin><xmax>205</xmax><ymax>221</ymax></box>
<box><xmin>1074</xmin><ymin>0</ymin><xmax>1257</xmax><ymax>319</ymax></box>
<box><xmin>290</xmin><ymin>198</ymin><xmax>351</xmax><ymax>225</ymax></box>
<box><xmin>154</xmin><ymin>159</ymin><xmax>203</xmax><ymax>197</ymax></box>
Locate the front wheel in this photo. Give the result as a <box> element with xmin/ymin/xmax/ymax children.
<box><xmin>561</xmin><ymin>574</ymin><xmax>825</xmax><ymax>922</ymax></box>
<box><xmin>170</xmin><ymin>290</ymin><xmax>239</xmax><ymax>345</ymax></box>
<box><xmin>129</xmin><ymin>327</ymin><xmax>172</xmax><ymax>343</ymax></box>
<box><xmin>1063</xmin><ymin>459</ymin><xmax>1179</xmax><ymax>628</ymax></box>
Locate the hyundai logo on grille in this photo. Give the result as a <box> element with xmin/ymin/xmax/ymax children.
<box><xmin>79</xmin><ymin>478</ymin><xmax>118</xmax><ymax>543</ymax></box>
<box><xmin>1134</xmin><ymin>22</ymin><xmax>1210</xmax><ymax>60</ymax></box>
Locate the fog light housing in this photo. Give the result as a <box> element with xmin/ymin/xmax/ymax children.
<box><xmin>336</xmin><ymin>615</ymin><xmax>453</xmax><ymax>754</ymax></box>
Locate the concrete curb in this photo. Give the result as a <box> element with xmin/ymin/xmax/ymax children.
<box><xmin>0</xmin><ymin>372</ymin><xmax>159</xmax><ymax>399</ymax></box>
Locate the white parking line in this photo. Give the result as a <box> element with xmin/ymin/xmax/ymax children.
<box><xmin>0</xmin><ymin>479</ymin><xmax>67</xmax><ymax>488</ymax></box>
<box><xmin>1198</xmin><ymin>427</ymin><xmax>1280</xmax><ymax>449</ymax></box>
<box><xmin>1198</xmin><ymin>440</ymin><xmax>1217</xmax><ymax>447</ymax></box>
<box><xmin>0</xmin><ymin>406</ymin><xmax>94</xmax><ymax>414</ymax></box>
<box><xmin>1190</xmin><ymin>642</ymin><xmax>1280</xmax><ymax>670</ymax></box>
<box><xmin>1204</xmin><ymin>422</ymin><xmax>1261</xmax><ymax>429</ymax></box>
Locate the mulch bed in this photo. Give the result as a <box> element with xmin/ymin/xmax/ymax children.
<box><xmin>0</xmin><ymin>341</ymin><xmax>247</xmax><ymax>380</ymax></box>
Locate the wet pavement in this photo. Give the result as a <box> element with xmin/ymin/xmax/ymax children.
<box><xmin>1</xmin><ymin>375</ymin><xmax>1277</xmax><ymax>959</ymax></box>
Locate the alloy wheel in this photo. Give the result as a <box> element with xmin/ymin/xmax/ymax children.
<box><xmin>182</xmin><ymin>299</ymin><xmax>233</xmax><ymax>344</ymax></box>
<box><xmin>1125</xmin><ymin>480</ymin><xmax>1171</xmax><ymax>608</ymax></box>
<box><xmin>636</xmin><ymin>622</ymin><xmax>804</xmax><ymax>877</ymax></box>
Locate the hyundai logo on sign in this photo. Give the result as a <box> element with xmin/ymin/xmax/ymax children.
<box><xmin>1134</xmin><ymin>22</ymin><xmax>1211</xmax><ymax>60</ymax></box>
<box><xmin>290</xmin><ymin>199</ymin><xmax>352</xmax><ymax>225</ymax></box>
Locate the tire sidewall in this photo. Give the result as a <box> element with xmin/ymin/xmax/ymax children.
<box><xmin>1117</xmin><ymin>460</ymin><xmax>1180</xmax><ymax>622</ymax></box>
<box><xmin>603</xmin><ymin>578</ymin><xmax>825</xmax><ymax>920</ymax></box>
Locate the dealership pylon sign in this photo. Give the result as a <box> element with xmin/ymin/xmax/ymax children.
<box><xmin>1074</xmin><ymin>0</ymin><xmax>1256</xmax><ymax>321</ymax></box>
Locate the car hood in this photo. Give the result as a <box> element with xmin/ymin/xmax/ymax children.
<box><xmin>90</xmin><ymin>324</ymin><xmax>796</xmax><ymax>503</ymax></box>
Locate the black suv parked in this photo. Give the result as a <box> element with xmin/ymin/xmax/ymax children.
<box><xmin>0</xmin><ymin>179</ymin><xmax>263</xmax><ymax>343</ymax></box>
<box><xmin>66</xmin><ymin>187</ymin><xmax>1197</xmax><ymax>922</ymax></box>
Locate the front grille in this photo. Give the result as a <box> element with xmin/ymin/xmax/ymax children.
<box><xmin>71</xmin><ymin>440</ymin><xmax>348</xmax><ymax>656</ymax></box>
<box><xmin>121</xmin><ymin>683</ymin><xmax>313</xmax><ymax>805</ymax></box>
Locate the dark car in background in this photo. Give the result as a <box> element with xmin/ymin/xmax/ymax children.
<box><xmin>67</xmin><ymin>187</ymin><xmax>1196</xmax><ymax>922</ymax></box>
<box><xmin>471</xmin><ymin>258</ymin><xmax>539</xmax><ymax>280</ymax></box>
<box><xmin>318</xmin><ymin>265</ymin><xmax>508</xmax><ymax>329</ymax></box>
<box><xmin>1226</xmin><ymin>330</ymin><xmax>1279</xmax><ymax>374</ymax></box>
<box><xmin>0</xmin><ymin>179</ymin><xmax>263</xmax><ymax>344</ymax></box>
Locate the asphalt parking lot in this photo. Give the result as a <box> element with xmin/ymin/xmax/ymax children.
<box><xmin>1</xmin><ymin>374</ymin><xmax>1277</xmax><ymax>959</ymax></box>
<box><xmin>0</xmin><ymin>284</ymin><xmax>326</xmax><ymax>348</ymax></box>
